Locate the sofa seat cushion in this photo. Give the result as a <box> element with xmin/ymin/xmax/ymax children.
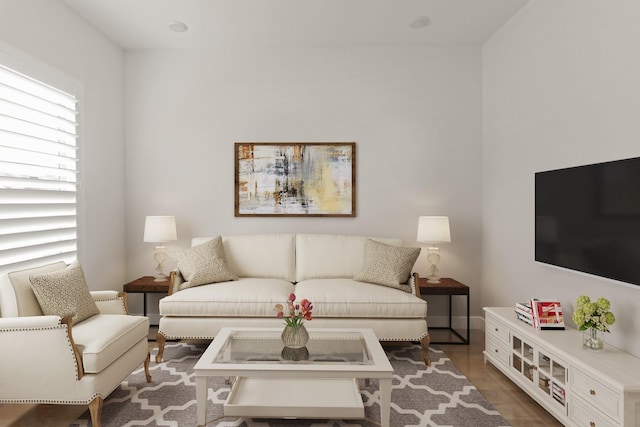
<box><xmin>160</xmin><ymin>278</ymin><xmax>295</xmax><ymax>317</ymax></box>
<box><xmin>72</xmin><ymin>314</ymin><xmax>149</xmax><ymax>374</ymax></box>
<box><xmin>294</xmin><ymin>279</ymin><xmax>427</xmax><ymax>318</ymax></box>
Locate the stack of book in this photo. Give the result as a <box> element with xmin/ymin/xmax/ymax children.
<box><xmin>514</xmin><ymin>301</ymin><xmax>534</xmax><ymax>326</ymax></box>
<box><xmin>552</xmin><ymin>383</ymin><xmax>566</xmax><ymax>405</ymax></box>
<box><xmin>514</xmin><ymin>299</ymin><xmax>565</xmax><ymax>330</ymax></box>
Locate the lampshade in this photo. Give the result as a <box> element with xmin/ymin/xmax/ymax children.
<box><xmin>143</xmin><ymin>216</ymin><xmax>177</xmax><ymax>243</ymax></box>
<box><xmin>416</xmin><ymin>216</ymin><xmax>451</xmax><ymax>244</ymax></box>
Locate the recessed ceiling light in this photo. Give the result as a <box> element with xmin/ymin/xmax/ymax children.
<box><xmin>410</xmin><ymin>16</ymin><xmax>430</xmax><ymax>29</ymax></box>
<box><xmin>169</xmin><ymin>20</ymin><xmax>188</xmax><ymax>33</ymax></box>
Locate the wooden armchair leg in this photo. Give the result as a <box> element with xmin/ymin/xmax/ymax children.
<box><xmin>89</xmin><ymin>396</ymin><xmax>103</xmax><ymax>427</ymax></box>
<box><xmin>144</xmin><ymin>352</ymin><xmax>152</xmax><ymax>382</ymax></box>
<box><xmin>421</xmin><ymin>335</ymin><xmax>432</xmax><ymax>366</ymax></box>
<box><xmin>155</xmin><ymin>332</ymin><xmax>167</xmax><ymax>363</ymax></box>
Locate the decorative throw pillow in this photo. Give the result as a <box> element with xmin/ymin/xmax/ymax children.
<box><xmin>29</xmin><ymin>261</ymin><xmax>100</xmax><ymax>324</ymax></box>
<box><xmin>172</xmin><ymin>236</ymin><xmax>238</xmax><ymax>291</ymax></box>
<box><xmin>354</xmin><ymin>239</ymin><xmax>421</xmax><ymax>292</ymax></box>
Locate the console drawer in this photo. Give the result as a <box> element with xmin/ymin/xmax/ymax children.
<box><xmin>486</xmin><ymin>314</ymin><xmax>510</xmax><ymax>344</ymax></box>
<box><xmin>485</xmin><ymin>335</ymin><xmax>510</xmax><ymax>367</ymax></box>
<box><xmin>571</xmin><ymin>367</ymin><xmax>621</xmax><ymax>422</ymax></box>
<box><xmin>569</xmin><ymin>395</ymin><xmax>617</xmax><ymax>427</ymax></box>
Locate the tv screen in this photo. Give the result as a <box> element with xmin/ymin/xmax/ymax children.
<box><xmin>535</xmin><ymin>157</ymin><xmax>640</xmax><ymax>287</ymax></box>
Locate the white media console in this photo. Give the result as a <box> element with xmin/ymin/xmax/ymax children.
<box><xmin>484</xmin><ymin>307</ymin><xmax>640</xmax><ymax>427</ymax></box>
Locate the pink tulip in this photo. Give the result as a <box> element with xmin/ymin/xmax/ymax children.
<box><xmin>275</xmin><ymin>295</ymin><xmax>314</xmax><ymax>327</ymax></box>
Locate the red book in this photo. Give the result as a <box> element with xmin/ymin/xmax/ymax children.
<box><xmin>535</xmin><ymin>300</ymin><xmax>565</xmax><ymax>329</ymax></box>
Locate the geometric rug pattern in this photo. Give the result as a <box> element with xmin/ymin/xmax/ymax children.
<box><xmin>71</xmin><ymin>341</ymin><xmax>510</xmax><ymax>427</ymax></box>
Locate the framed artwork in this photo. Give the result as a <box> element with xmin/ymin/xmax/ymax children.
<box><xmin>235</xmin><ymin>142</ymin><xmax>356</xmax><ymax>217</ymax></box>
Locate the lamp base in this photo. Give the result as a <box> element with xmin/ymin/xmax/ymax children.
<box><xmin>153</xmin><ymin>246</ymin><xmax>168</xmax><ymax>282</ymax></box>
<box><xmin>426</xmin><ymin>247</ymin><xmax>442</xmax><ymax>284</ymax></box>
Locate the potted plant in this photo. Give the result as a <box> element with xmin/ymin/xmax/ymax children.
<box><xmin>572</xmin><ymin>295</ymin><xmax>615</xmax><ymax>350</ymax></box>
<box><xmin>274</xmin><ymin>293</ymin><xmax>313</xmax><ymax>348</ymax></box>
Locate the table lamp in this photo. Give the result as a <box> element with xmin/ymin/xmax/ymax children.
<box><xmin>143</xmin><ymin>215</ymin><xmax>177</xmax><ymax>282</ymax></box>
<box><xmin>416</xmin><ymin>216</ymin><xmax>451</xmax><ymax>283</ymax></box>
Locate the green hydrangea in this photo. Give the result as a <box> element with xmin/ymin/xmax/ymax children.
<box><xmin>573</xmin><ymin>295</ymin><xmax>615</xmax><ymax>332</ymax></box>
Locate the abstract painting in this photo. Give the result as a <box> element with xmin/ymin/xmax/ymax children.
<box><xmin>235</xmin><ymin>142</ymin><xmax>356</xmax><ymax>217</ymax></box>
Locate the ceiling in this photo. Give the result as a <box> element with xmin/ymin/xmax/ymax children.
<box><xmin>61</xmin><ymin>0</ymin><xmax>529</xmax><ymax>50</ymax></box>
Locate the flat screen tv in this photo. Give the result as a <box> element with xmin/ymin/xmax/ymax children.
<box><xmin>535</xmin><ymin>157</ymin><xmax>640</xmax><ymax>287</ymax></box>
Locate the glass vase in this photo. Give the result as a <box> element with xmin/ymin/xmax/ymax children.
<box><xmin>281</xmin><ymin>324</ymin><xmax>309</xmax><ymax>349</ymax></box>
<box><xmin>583</xmin><ymin>328</ymin><xmax>604</xmax><ymax>350</ymax></box>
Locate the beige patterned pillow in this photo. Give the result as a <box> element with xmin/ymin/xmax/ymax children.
<box><xmin>172</xmin><ymin>236</ymin><xmax>238</xmax><ymax>291</ymax></box>
<box><xmin>29</xmin><ymin>261</ymin><xmax>100</xmax><ymax>324</ymax></box>
<box><xmin>354</xmin><ymin>239</ymin><xmax>421</xmax><ymax>292</ymax></box>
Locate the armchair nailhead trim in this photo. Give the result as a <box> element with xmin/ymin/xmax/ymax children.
<box><xmin>0</xmin><ymin>392</ymin><xmax>102</xmax><ymax>405</ymax></box>
<box><xmin>0</xmin><ymin>319</ymin><xmax>83</xmax><ymax>385</ymax></box>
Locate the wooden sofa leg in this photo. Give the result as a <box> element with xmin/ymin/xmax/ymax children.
<box><xmin>88</xmin><ymin>396</ymin><xmax>103</xmax><ymax>427</ymax></box>
<box><xmin>144</xmin><ymin>352</ymin><xmax>152</xmax><ymax>382</ymax></box>
<box><xmin>156</xmin><ymin>332</ymin><xmax>167</xmax><ymax>363</ymax></box>
<box><xmin>421</xmin><ymin>335</ymin><xmax>432</xmax><ymax>366</ymax></box>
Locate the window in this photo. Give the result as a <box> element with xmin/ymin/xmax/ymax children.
<box><xmin>0</xmin><ymin>56</ymin><xmax>79</xmax><ymax>275</ymax></box>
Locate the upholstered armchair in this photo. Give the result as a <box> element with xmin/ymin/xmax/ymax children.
<box><xmin>0</xmin><ymin>261</ymin><xmax>151</xmax><ymax>427</ymax></box>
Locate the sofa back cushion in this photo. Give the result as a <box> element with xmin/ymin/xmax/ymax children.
<box><xmin>295</xmin><ymin>234</ymin><xmax>402</xmax><ymax>282</ymax></box>
<box><xmin>192</xmin><ymin>234</ymin><xmax>296</xmax><ymax>282</ymax></box>
<box><xmin>0</xmin><ymin>261</ymin><xmax>67</xmax><ymax>317</ymax></box>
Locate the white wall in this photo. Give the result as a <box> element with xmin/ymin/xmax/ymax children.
<box><xmin>483</xmin><ymin>1</ymin><xmax>640</xmax><ymax>355</ymax></box>
<box><xmin>124</xmin><ymin>46</ymin><xmax>484</xmax><ymax>320</ymax></box>
<box><xmin>0</xmin><ymin>0</ymin><xmax>126</xmax><ymax>290</ymax></box>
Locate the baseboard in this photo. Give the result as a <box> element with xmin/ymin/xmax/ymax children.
<box><xmin>427</xmin><ymin>315</ymin><xmax>484</xmax><ymax>330</ymax></box>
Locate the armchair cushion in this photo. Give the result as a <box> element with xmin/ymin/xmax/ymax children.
<box><xmin>72</xmin><ymin>314</ymin><xmax>149</xmax><ymax>373</ymax></box>
<box><xmin>172</xmin><ymin>236</ymin><xmax>237</xmax><ymax>291</ymax></box>
<box><xmin>353</xmin><ymin>239</ymin><xmax>420</xmax><ymax>292</ymax></box>
<box><xmin>29</xmin><ymin>261</ymin><xmax>99</xmax><ymax>324</ymax></box>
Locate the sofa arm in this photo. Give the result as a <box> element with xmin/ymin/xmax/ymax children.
<box><xmin>167</xmin><ymin>270</ymin><xmax>183</xmax><ymax>295</ymax></box>
<box><xmin>91</xmin><ymin>290</ymin><xmax>128</xmax><ymax>315</ymax></box>
<box><xmin>0</xmin><ymin>316</ymin><xmax>85</xmax><ymax>384</ymax></box>
<box><xmin>411</xmin><ymin>272</ymin><xmax>420</xmax><ymax>298</ymax></box>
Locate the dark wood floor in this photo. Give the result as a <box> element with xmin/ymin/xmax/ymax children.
<box><xmin>0</xmin><ymin>329</ymin><xmax>563</xmax><ymax>427</ymax></box>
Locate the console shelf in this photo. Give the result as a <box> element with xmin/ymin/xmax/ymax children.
<box><xmin>484</xmin><ymin>307</ymin><xmax>640</xmax><ymax>427</ymax></box>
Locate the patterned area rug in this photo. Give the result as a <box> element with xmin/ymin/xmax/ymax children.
<box><xmin>72</xmin><ymin>342</ymin><xmax>510</xmax><ymax>427</ymax></box>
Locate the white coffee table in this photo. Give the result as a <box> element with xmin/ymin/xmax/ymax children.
<box><xmin>193</xmin><ymin>327</ymin><xmax>394</xmax><ymax>426</ymax></box>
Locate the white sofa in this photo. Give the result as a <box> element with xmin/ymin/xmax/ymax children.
<box><xmin>157</xmin><ymin>234</ymin><xmax>430</xmax><ymax>364</ymax></box>
<box><xmin>0</xmin><ymin>262</ymin><xmax>151</xmax><ymax>427</ymax></box>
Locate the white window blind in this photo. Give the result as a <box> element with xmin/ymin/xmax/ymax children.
<box><xmin>0</xmin><ymin>62</ymin><xmax>79</xmax><ymax>275</ymax></box>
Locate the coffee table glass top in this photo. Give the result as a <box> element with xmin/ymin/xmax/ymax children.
<box><xmin>213</xmin><ymin>329</ymin><xmax>372</xmax><ymax>365</ymax></box>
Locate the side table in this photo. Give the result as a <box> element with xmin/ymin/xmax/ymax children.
<box><xmin>123</xmin><ymin>276</ymin><xmax>169</xmax><ymax>327</ymax></box>
<box><xmin>418</xmin><ymin>277</ymin><xmax>470</xmax><ymax>345</ymax></box>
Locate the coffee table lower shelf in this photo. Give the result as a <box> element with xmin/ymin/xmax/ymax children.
<box><xmin>225</xmin><ymin>377</ymin><xmax>365</xmax><ymax>419</ymax></box>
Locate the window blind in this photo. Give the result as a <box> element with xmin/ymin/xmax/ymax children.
<box><xmin>0</xmin><ymin>62</ymin><xmax>79</xmax><ymax>275</ymax></box>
